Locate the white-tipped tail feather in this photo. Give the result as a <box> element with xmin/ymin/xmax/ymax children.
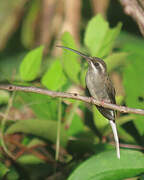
<box><xmin>109</xmin><ymin>120</ymin><xmax>120</xmax><ymax>159</ymax></box>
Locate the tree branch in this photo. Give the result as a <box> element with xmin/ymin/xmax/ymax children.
<box><xmin>0</xmin><ymin>84</ymin><xmax>144</xmax><ymax>116</ymax></box>
<box><xmin>119</xmin><ymin>0</ymin><xmax>144</xmax><ymax>36</ymax></box>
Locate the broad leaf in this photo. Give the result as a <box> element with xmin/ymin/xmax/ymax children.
<box><xmin>5</xmin><ymin>167</ymin><xmax>19</xmax><ymax>180</ymax></box>
<box><xmin>17</xmin><ymin>154</ymin><xmax>44</xmax><ymax>164</ymax></box>
<box><xmin>97</xmin><ymin>22</ymin><xmax>122</xmax><ymax>58</ymax></box>
<box><xmin>6</xmin><ymin>119</ymin><xmax>68</xmax><ymax>147</ymax></box>
<box><xmin>104</xmin><ymin>52</ymin><xmax>127</xmax><ymax>72</ymax></box>
<box><xmin>0</xmin><ymin>162</ymin><xmax>9</xmax><ymax>179</ymax></box>
<box><xmin>14</xmin><ymin>92</ymin><xmax>58</xmax><ymax>120</ymax></box>
<box><xmin>123</xmin><ymin>54</ymin><xmax>144</xmax><ymax>135</ymax></box>
<box><xmin>117</xmin><ymin>126</ymin><xmax>136</xmax><ymax>143</ymax></box>
<box><xmin>93</xmin><ymin>106</ymin><xmax>109</xmax><ymax>131</ymax></box>
<box><xmin>67</xmin><ymin>114</ymin><xmax>84</xmax><ymax>136</ymax></box>
<box><xmin>84</xmin><ymin>14</ymin><xmax>122</xmax><ymax>58</ymax></box>
<box><xmin>118</xmin><ymin>31</ymin><xmax>144</xmax><ymax>56</ymax></box>
<box><xmin>20</xmin><ymin>46</ymin><xmax>44</xmax><ymax>81</ymax></box>
<box><xmin>0</xmin><ymin>53</ymin><xmax>25</xmax><ymax>82</ymax></box>
<box><xmin>68</xmin><ymin>150</ymin><xmax>144</xmax><ymax>180</ymax></box>
<box><xmin>80</xmin><ymin>63</ymin><xmax>88</xmax><ymax>87</ymax></box>
<box><xmin>17</xmin><ymin>154</ymin><xmax>51</xmax><ymax>179</ymax></box>
<box><xmin>41</xmin><ymin>59</ymin><xmax>67</xmax><ymax>90</ymax></box>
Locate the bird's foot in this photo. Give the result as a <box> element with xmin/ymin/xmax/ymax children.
<box><xmin>101</xmin><ymin>100</ymin><xmax>105</xmax><ymax>106</ymax></box>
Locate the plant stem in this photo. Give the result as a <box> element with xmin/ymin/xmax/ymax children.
<box><xmin>55</xmin><ymin>97</ymin><xmax>62</xmax><ymax>161</ymax></box>
<box><xmin>1</xmin><ymin>92</ymin><xmax>15</xmax><ymax>159</ymax></box>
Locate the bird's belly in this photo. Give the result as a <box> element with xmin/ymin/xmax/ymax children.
<box><xmin>86</xmin><ymin>70</ymin><xmax>115</xmax><ymax>120</ymax></box>
<box><xmin>86</xmin><ymin>72</ymin><xmax>110</xmax><ymax>102</ymax></box>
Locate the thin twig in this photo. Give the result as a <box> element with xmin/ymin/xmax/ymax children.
<box><xmin>110</xmin><ymin>142</ymin><xmax>144</xmax><ymax>150</ymax></box>
<box><xmin>1</xmin><ymin>92</ymin><xmax>15</xmax><ymax>159</ymax></box>
<box><xmin>0</xmin><ymin>84</ymin><xmax>144</xmax><ymax>116</ymax></box>
<box><xmin>7</xmin><ymin>137</ymin><xmax>54</xmax><ymax>163</ymax></box>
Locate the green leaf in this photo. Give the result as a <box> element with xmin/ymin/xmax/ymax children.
<box><xmin>93</xmin><ymin>106</ymin><xmax>109</xmax><ymax>131</ymax></box>
<box><xmin>41</xmin><ymin>59</ymin><xmax>67</xmax><ymax>90</ymax></box>
<box><xmin>84</xmin><ymin>14</ymin><xmax>108</xmax><ymax>57</ymax></box>
<box><xmin>103</xmin><ymin>115</ymin><xmax>136</xmax><ymax>142</ymax></box>
<box><xmin>116</xmin><ymin>95</ymin><xmax>124</xmax><ymax>105</ymax></box>
<box><xmin>0</xmin><ymin>90</ymin><xmax>10</xmax><ymax>104</ymax></box>
<box><xmin>27</xmin><ymin>138</ymin><xmax>45</xmax><ymax>147</ymax></box>
<box><xmin>118</xmin><ymin>126</ymin><xmax>136</xmax><ymax>143</ymax></box>
<box><xmin>84</xmin><ymin>14</ymin><xmax>122</xmax><ymax>58</ymax></box>
<box><xmin>67</xmin><ymin>114</ymin><xmax>84</xmax><ymax>136</ymax></box>
<box><xmin>68</xmin><ymin>150</ymin><xmax>144</xmax><ymax>180</ymax></box>
<box><xmin>97</xmin><ymin>22</ymin><xmax>122</xmax><ymax>58</ymax></box>
<box><xmin>123</xmin><ymin>54</ymin><xmax>144</xmax><ymax>135</ymax></box>
<box><xmin>17</xmin><ymin>155</ymin><xmax>51</xmax><ymax>179</ymax></box>
<box><xmin>118</xmin><ymin>32</ymin><xmax>144</xmax><ymax>56</ymax></box>
<box><xmin>15</xmin><ymin>92</ymin><xmax>58</xmax><ymax>120</ymax></box>
<box><xmin>6</xmin><ymin>167</ymin><xmax>19</xmax><ymax>180</ymax></box>
<box><xmin>80</xmin><ymin>63</ymin><xmax>88</xmax><ymax>87</ymax></box>
<box><xmin>20</xmin><ymin>46</ymin><xmax>44</xmax><ymax>81</ymax></box>
<box><xmin>68</xmin><ymin>131</ymin><xmax>99</xmax><ymax>155</ymax></box>
<box><xmin>0</xmin><ymin>162</ymin><xmax>9</xmax><ymax>178</ymax></box>
<box><xmin>17</xmin><ymin>154</ymin><xmax>44</xmax><ymax>165</ymax></box>
<box><xmin>61</xmin><ymin>32</ymin><xmax>81</xmax><ymax>84</ymax></box>
<box><xmin>104</xmin><ymin>52</ymin><xmax>127</xmax><ymax>72</ymax></box>
<box><xmin>6</xmin><ymin>119</ymin><xmax>68</xmax><ymax>147</ymax></box>
<box><xmin>0</xmin><ymin>53</ymin><xmax>25</xmax><ymax>82</ymax></box>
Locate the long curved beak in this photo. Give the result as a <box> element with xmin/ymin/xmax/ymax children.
<box><xmin>56</xmin><ymin>45</ymin><xmax>91</xmax><ymax>62</ymax></box>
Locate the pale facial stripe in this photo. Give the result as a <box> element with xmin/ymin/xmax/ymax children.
<box><xmin>90</xmin><ymin>61</ymin><xmax>105</xmax><ymax>74</ymax></box>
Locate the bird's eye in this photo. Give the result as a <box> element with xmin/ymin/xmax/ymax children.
<box><xmin>95</xmin><ymin>62</ymin><xmax>99</xmax><ymax>66</ymax></box>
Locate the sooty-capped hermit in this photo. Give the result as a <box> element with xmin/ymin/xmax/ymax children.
<box><xmin>56</xmin><ymin>45</ymin><xmax>120</xmax><ymax>159</ymax></box>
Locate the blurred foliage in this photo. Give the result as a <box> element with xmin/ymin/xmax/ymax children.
<box><xmin>21</xmin><ymin>0</ymin><xmax>41</xmax><ymax>49</ymax></box>
<box><xmin>0</xmin><ymin>1</ymin><xmax>144</xmax><ymax>179</ymax></box>
<box><xmin>0</xmin><ymin>0</ymin><xmax>26</xmax><ymax>50</ymax></box>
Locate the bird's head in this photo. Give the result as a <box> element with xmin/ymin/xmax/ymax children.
<box><xmin>56</xmin><ymin>45</ymin><xmax>107</xmax><ymax>74</ymax></box>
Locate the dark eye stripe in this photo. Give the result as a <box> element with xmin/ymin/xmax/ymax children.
<box><xmin>95</xmin><ymin>62</ymin><xmax>99</xmax><ymax>66</ymax></box>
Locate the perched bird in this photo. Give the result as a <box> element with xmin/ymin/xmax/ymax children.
<box><xmin>57</xmin><ymin>45</ymin><xmax>120</xmax><ymax>159</ymax></box>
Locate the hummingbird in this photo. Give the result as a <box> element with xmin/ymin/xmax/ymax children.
<box><xmin>57</xmin><ymin>45</ymin><xmax>120</xmax><ymax>159</ymax></box>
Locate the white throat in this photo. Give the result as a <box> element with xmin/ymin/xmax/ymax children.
<box><xmin>90</xmin><ymin>61</ymin><xmax>105</xmax><ymax>74</ymax></box>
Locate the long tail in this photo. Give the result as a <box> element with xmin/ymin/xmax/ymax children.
<box><xmin>109</xmin><ymin>120</ymin><xmax>120</xmax><ymax>159</ymax></box>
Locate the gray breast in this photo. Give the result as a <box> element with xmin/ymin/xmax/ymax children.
<box><xmin>86</xmin><ymin>68</ymin><xmax>115</xmax><ymax>120</ymax></box>
<box><xmin>86</xmin><ymin>69</ymin><xmax>110</xmax><ymax>102</ymax></box>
